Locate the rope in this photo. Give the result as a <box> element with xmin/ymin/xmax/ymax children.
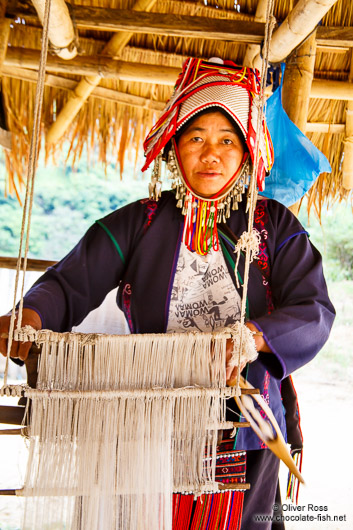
<box><xmin>234</xmin><ymin>0</ymin><xmax>276</xmax><ymax>390</ymax></box>
<box><xmin>2</xmin><ymin>0</ymin><xmax>51</xmax><ymax>387</ymax></box>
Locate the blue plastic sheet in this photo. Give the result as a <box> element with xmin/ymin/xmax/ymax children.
<box><xmin>263</xmin><ymin>70</ymin><xmax>331</xmax><ymax>207</ymax></box>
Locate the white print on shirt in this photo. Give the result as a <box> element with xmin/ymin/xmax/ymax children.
<box><xmin>167</xmin><ymin>243</ymin><xmax>241</xmax><ymax>333</ymax></box>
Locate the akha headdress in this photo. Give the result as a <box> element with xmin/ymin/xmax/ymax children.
<box><xmin>143</xmin><ymin>57</ymin><xmax>274</xmax><ymax>255</ymax></box>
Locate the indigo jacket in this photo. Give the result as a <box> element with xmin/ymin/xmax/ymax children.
<box><xmin>23</xmin><ymin>191</ymin><xmax>335</xmax><ymax>450</ymax></box>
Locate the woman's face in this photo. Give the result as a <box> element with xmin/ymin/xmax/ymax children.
<box><xmin>177</xmin><ymin>111</ymin><xmax>245</xmax><ymax>198</ymax></box>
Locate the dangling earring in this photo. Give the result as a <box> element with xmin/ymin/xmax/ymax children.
<box><xmin>228</xmin><ymin>157</ymin><xmax>251</xmax><ymax>213</ymax></box>
<box><xmin>167</xmin><ymin>146</ymin><xmax>186</xmax><ymax>209</ymax></box>
<box><xmin>148</xmin><ymin>152</ymin><xmax>163</xmax><ymax>200</ymax></box>
<box><xmin>167</xmin><ymin>146</ymin><xmax>178</xmax><ymax>186</ymax></box>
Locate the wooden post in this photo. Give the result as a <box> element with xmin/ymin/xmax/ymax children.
<box><xmin>46</xmin><ymin>0</ymin><xmax>157</xmax><ymax>145</ymax></box>
<box><xmin>243</xmin><ymin>0</ymin><xmax>268</xmax><ymax>68</ymax></box>
<box><xmin>342</xmin><ymin>52</ymin><xmax>353</xmax><ymax>190</ymax></box>
<box><xmin>281</xmin><ymin>33</ymin><xmax>317</xmax><ymax>216</ymax></box>
<box><xmin>0</xmin><ymin>0</ymin><xmax>12</xmax><ymax>150</ymax></box>
<box><xmin>0</xmin><ymin>0</ymin><xmax>10</xmax><ymax>75</ymax></box>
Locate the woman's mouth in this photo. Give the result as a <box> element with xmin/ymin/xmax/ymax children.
<box><xmin>197</xmin><ymin>171</ymin><xmax>221</xmax><ymax>178</ymax></box>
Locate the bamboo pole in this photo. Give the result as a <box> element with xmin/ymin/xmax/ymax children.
<box><xmin>9</xmin><ymin>5</ymin><xmax>264</xmax><ymax>43</ymax></box>
<box><xmin>1</xmin><ymin>65</ymin><xmax>165</xmax><ymax>111</ymax></box>
<box><xmin>4</xmin><ymin>47</ymin><xmax>179</xmax><ymax>84</ymax></box>
<box><xmin>0</xmin><ymin>0</ymin><xmax>10</xmax><ymax>75</ymax></box>
<box><xmin>6</xmin><ymin>46</ymin><xmax>353</xmax><ymax>100</ymax></box>
<box><xmin>0</xmin><ymin>0</ymin><xmax>12</xmax><ymax>150</ymax></box>
<box><xmin>7</xmin><ymin>45</ymin><xmax>353</xmax><ymax>101</ymax></box>
<box><xmin>311</xmin><ymin>78</ymin><xmax>353</xmax><ymax>100</ymax></box>
<box><xmin>243</xmin><ymin>0</ymin><xmax>268</xmax><ymax>68</ymax></box>
<box><xmin>31</xmin><ymin>0</ymin><xmax>77</xmax><ymax>59</ymax></box>
<box><xmin>282</xmin><ymin>34</ymin><xmax>317</xmax><ymax>133</ymax></box>
<box><xmin>306</xmin><ymin>122</ymin><xmax>344</xmax><ymax>134</ymax></box>
<box><xmin>253</xmin><ymin>0</ymin><xmax>339</xmax><ymax>69</ymax></box>
<box><xmin>46</xmin><ymin>0</ymin><xmax>157</xmax><ymax>145</ymax></box>
<box><xmin>281</xmin><ymin>33</ymin><xmax>317</xmax><ymax>216</ymax></box>
<box><xmin>8</xmin><ymin>3</ymin><xmax>353</xmax><ymax>48</ymax></box>
<box><xmin>342</xmin><ymin>52</ymin><xmax>353</xmax><ymax>190</ymax></box>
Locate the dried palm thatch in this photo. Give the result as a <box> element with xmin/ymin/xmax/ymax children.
<box><xmin>0</xmin><ymin>0</ymin><xmax>352</xmax><ymax>214</ymax></box>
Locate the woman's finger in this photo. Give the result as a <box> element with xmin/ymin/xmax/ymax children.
<box><xmin>0</xmin><ymin>335</ymin><xmax>7</xmax><ymax>356</ymax></box>
<box><xmin>226</xmin><ymin>365</ymin><xmax>238</xmax><ymax>386</ymax></box>
<box><xmin>18</xmin><ymin>341</ymin><xmax>33</xmax><ymax>361</ymax></box>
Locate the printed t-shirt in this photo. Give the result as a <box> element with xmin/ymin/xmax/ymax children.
<box><xmin>167</xmin><ymin>243</ymin><xmax>241</xmax><ymax>333</ymax></box>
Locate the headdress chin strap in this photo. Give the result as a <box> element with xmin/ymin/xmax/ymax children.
<box><xmin>162</xmin><ymin>140</ymin><xmax>251</xmax><ymax>255</ymax></box>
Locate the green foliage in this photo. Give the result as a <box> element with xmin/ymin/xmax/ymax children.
<box><xmin>0</xmin><ymin>155</ymin><xmax>147</xmax><ymax>261</ymax></box>
<box><xmin>299</xmin><ymin>202</ymin><xmax>353</xmax><ymax>281</ymax></box>
<box><xmin>308</xmin><ymin>280</ymin><xmax>353</xmax><ymax>383</ymax></box>
<box><xmin>327</xmin><ymin>232</ymin><xmax>353</xmax><ymax>276</ymax></box>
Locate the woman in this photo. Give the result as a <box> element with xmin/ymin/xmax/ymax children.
<box><xmin>0</xmin><ymin>58</ymin><xmax>335</xmax><ymax>529</ymax></box>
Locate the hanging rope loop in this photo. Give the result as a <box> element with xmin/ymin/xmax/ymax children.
<box><xmin>2</xmin><ymin>0</ymin><xmax>52</xmax><ymax>388</ymax></box>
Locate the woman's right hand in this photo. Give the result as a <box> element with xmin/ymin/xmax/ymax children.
<box><xmin>0</xmin><ymin>308</ymin><xmax>42</xmax><ymax>361</ymax></box>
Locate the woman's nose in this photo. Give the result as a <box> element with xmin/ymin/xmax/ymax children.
<box><xmin>200</xmin><ymin>143</ymin><xmax>220</xmax><ymax>164</ymax></box>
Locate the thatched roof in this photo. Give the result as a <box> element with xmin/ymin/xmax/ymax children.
<box><xmin>1</xmin><ymin>0</ymin><xmax>353</xmax><ymax>212</ymax></box>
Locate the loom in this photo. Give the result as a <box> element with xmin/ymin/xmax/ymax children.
<box><xmin>0</xmin><ymin>0</ymin><xmax>305</xmax><ymax>527</ymax></box>
<box><xmin>1</xmin><ymin>326</ymin><xmax>260</xmax><ymax>529</ymax></box>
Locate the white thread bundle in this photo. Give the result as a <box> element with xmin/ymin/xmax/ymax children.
<box><xmin>21</xmin><ymin>330</ymin><xmax>249</xmax><ymax>530</ymax></box>
<box><xmin>34</xmin><ymin>331</ymin><xmax>226</xmax><ymax>391</ymax></box>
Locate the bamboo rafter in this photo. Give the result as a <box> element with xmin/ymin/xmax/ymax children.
<box><xmin>1</xmin><ymin>65</ymin><xmax>165</xmax><ymax>110</ymax></box>
<box><xmin>6</xmin><ymin>3</ymin><xmax>353</xmax><ymax>48</ymax></box>
<box><xmin>30</xmin><ymin>0</ymin><xmax>77</xmax><ymax>59</ymax></box>
<box><xmin>4</xmin><ymin>47</ymin><xmax>353</xmax><ymax>101</ymax></box>
<box><xmin>252</xmin><ymin>0</ymin><xmax>340</xmax><ymax>69</ymax></box>
<box><xmin>45</xmin><ymin>0</ymin><xmax>158</xmax><ymax>145</ymax></box>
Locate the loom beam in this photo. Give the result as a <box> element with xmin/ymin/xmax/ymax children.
<box><xmin>0</xmin><ymin>482</ymin><xmax>252</xmax><ymax>496</ymax></box>
<box><xmin>0</xmin><ymin>405</ymin><xmax>25</xmax><ymax>425</ymax></box>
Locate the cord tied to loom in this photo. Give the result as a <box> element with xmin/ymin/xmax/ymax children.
<box><xmin>224</xmin><ymin>323</ymin><xmax>258</xmax><ymax>370</ymax></box>
<box><xmin>233</xmin><ymin>228</ymin><xmax>261</xmax><ymax>288</ymax></box>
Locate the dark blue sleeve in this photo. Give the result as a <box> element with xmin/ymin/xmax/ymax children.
<box><xmin>22</xmin><ymin>200</ymin><xmax>147</xmax><ymax>332</ymax></box>
<box><xmin>251</xmin><ymin>203</ymin><xmax>335</xmax><ymax>379</ymax></box>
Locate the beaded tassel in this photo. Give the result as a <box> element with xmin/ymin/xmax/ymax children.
<box><xmin>182</xmin><ymin>194</ymin><xmax>219</xmax><ymax>255</ymax></box>
<box><xmin>286</xmin><ymin>449</ymin><xmax>303</xmax><ymax>504</ymax></box>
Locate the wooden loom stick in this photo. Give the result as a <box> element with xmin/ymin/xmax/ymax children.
<box><xmin>0</xmin><ymin>428</ymin><xmax>22</xmax><ymax>435</ymax></box>
<box><xmin>232</xmin><ymin>376</ymin><xmax>305</xmax><ymax>484</ymax></box>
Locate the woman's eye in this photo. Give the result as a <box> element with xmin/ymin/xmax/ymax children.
<box><xmin>223</xmin><ymin>138</ymin><xmax>233</xmax><ymax>145</ymax></box>
<box><xmin>191</xmin><ymin>136</ymin><xmax>203</xmax><ymax>142</ymax></box>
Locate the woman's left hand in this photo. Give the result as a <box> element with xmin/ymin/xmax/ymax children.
<box><xmin>225</xmin><ymin>322</ymin><xmax>272</xmax><ymax>385</ymax></box>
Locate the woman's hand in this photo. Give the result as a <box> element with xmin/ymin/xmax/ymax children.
<box><xmin>226</xmin><ymin>345</ymin><xmax>246</xmax><ymax>385</ymax></box>
<box><xmin>245</xmin><ymin>322</ymin><xmax>271</xmax><ymax>353</ymax></box>
<box><xmin>225</xmin><ymin>322</ymin><xmax>272</xmax><ymax>385</ymax></box>
<box><xmin>0</xmin><ymin>308</ymin><xmax>42</xmax><ymax>361</ymax></box>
